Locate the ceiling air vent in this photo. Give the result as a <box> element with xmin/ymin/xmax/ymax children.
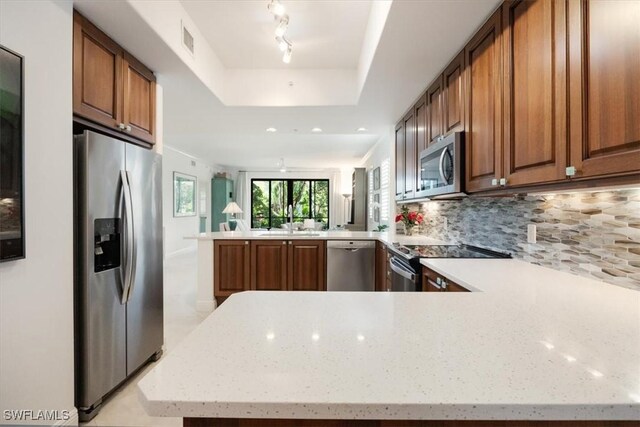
<box><xmin>181</xmin><ymin>20</ymin><xmax>194</xmax><ymax>56</ymax></box>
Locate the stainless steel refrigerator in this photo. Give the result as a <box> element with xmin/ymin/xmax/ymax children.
<box><xmin>74</xmin><ymin>130</ymin><xmax>163</xmax><ymax>421</ymax></box>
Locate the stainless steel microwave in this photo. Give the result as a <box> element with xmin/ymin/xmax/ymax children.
<box><xmin>416</xmin><ymin>132</ymin><xmax>465</xmax><ymax>199</ymax></box>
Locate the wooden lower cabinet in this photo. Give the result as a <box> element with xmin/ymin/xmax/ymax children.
<box><xmin>422</xmin><ymin>267</ymin><xmax>469</xmax><ymax>292</ymax></box>
<box><xmin>251</xmin><ymin>240</ymin><xmax>288</xmax><ymax>291</ymax></box>
<box><xmin>375</xmin><ymin>242</ymin><xmax>388</xmax><ymax>292</ymax></box>
<box><xmin>288</xmin><ymin>240</ymin><xmax>326</xmax><ymax>291</ymax></box>
<box><xmin>215</xmin><ymin>240</ymin><xmax>326</xmax><ymax>300</ymax></box>
<box><xmin>214</xmin><ymin>240</ymin><xmax>251</xmax><ymax>298</ymax></box>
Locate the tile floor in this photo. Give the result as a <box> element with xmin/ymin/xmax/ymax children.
<box><xmin>84</xmin><ymin>247</ymin><xmax>211</xmax><ymax>426</ymax></box>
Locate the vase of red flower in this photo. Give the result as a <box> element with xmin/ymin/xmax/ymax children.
<box><xmin>395</xmin><ymin>205</ymin><xmax>424</xmax><ymax>236</ymax></box>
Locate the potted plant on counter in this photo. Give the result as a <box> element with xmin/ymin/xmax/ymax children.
<box><xmin>395</xmin><ymin>206</ymin><xmax>424</xmax><ymax>236</ymax></box>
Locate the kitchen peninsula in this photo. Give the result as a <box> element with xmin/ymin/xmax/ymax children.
<box><xmin>138</xmin><ymin>258</ymin><xmax>640</xmax><ymax>425</ymax></box>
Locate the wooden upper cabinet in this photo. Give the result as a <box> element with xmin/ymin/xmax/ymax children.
<box><xmin>567</xmin><ymin>0</ymin><xmax>640</xmax><ymax>179</ymax></box>
<box><xmin>503</xmin><ymin>0</ymin><xmax>568</xmax><ymax>186</ymax></box>
<box><xmin>403</xmin><ymin>110</ymin><xmax>417</xmax><ymax>199</ymax></box>
<box><xmin>443</xmin><ymin>51</ymin><xmax>465</xmax><ymax>135</ymax></box>
<box><xmin>214</xmin><ymin>240</ymin><xmax>250</xmax><ymax>297</ymax></box>
<box><xmin>415</xmin><ymin>94</ymin><xmax>428</xmax><ymax>155</ymax></box>
<box><xmin>464</xmin><ymin>8</ymin><xmax>503</xmax><ymax>193</ymax></box>
<box><xmin>426</xmin><ymin>76</ymin><xmax>444</xmax><ymax>145</ymax></box>
<box><xmin>288</xmin><ymin>240</ymin><xmax>325</xmax><ymax>291</ymax></box>
<box><xmin>394</xmin><ymin>121</ymin><xmax>405</xmax><ymax>200</ymax></box>
<box><xmin>73</xmin><ymin>12</ymin><xmax>123</xmax><ymax>130</ymax></box>
<box><xmin>123</xmin><ymin>53</ymin><xmax>156</xmax><ymax>144</ymax></box>
<box><xmin>251</xmin><ymin>241</ymin><xmax>288</xmax><ymax>291</ymax></box>
<box><xmin>73</xmin><ymin>11</ymin><xmax>156</xmax><ymax>145</ymax></box>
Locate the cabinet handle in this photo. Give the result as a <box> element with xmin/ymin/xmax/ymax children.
<box><xmin>244</xmin><ymin>241</ymin><xmax>249</xmax><ymax>245</ymax></box>
<box><xmin>288</xmin><ymin>241</ymin><xmax>292</xmax><ymax>245</ymax></box>
<box><xmin>282</xmin><ymin>241</ymin><xmax>286</xmax><ymax>245</ymax></box>
<box><xmin>117</xmin><ymin>123</ymin><xmax>126</xmax><ymax>130</ymax></box>
<box><xmin>499</xmin><ymin>177</ymin><xmax>507</xmax><ymax>186</ymax></box>
<box><xmin>125</xmin><ymin>125</ymin><xmax>132</xmax><ymax>133</ymax></box>
<box><xmin>566</xmin><ymin>166</ymin><xmax>577</xmax><ymax>177</ymax></box>
<box><xmin>491</xmin><ymin>178</ymin><xmax>498</xmax><ymax>186</ymax></box>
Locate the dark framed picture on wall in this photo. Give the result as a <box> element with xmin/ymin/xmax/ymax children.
<box><xmin>373</xmin><ymin>167</ymin><xmax>380</xmax><ymax>190</ymax></box>
<box><xmin>0</xmin><ymin>45</ymin><xmax>25</xmax><ymax>261</ymax></box>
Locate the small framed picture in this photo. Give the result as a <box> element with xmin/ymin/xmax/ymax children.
<box><xmin>373</xmin><ymin>167</ymin><xmax>381</xmax><ymax>190</ymax></box>
<box><xmin>173</xmin><ymin>172</ymin><xmax>197</xmax><ymax>217</ymax></box>
<box><xmin>373</xmin><ymin>193</ymin><xmax>380</xmax><ymax>222</ymax></box>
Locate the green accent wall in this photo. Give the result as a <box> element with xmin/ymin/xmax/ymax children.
<box><xmin>211</xmin><ymin>177</ymin><xmax>234</xmax><ymax>231</ymax></box>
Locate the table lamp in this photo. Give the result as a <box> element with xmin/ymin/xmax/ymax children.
<box><xmin>222</xmin><ymin>202</ymin><xmax>243</xmax><ymax>231</ymax></box>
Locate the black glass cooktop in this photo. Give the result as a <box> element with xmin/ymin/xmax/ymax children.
<box><xmin>395</xmin><ymin>244</ymin><xmax>510</xmax><ymax>259</ymax></box>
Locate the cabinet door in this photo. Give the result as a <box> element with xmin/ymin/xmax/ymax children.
<box><xmin>214</xmin><ymin>240</ymin><xmax>250</xmax><ymax>297</ymax></box>
<box><xmin>568</xmin><ymin>0</ymin><xmax>640</xmax><ymax>178</ymax></box>
<box><xmin>123</xmin><ymin>53</ymin><xmax>156</xmax><ymax>145</ymax></box>
<box><xmin>443</xmin><ymin>51</ymin><xmax>465</xmax><ymax>135</ymax></box>
<box><xmin>415</xmin><ymin>94</ymin><xmax>428</xmax><ymax>155</ymax></box>
<box><xmin>421</xmin><ymin>269</ymin><xmax>441</xmax><ymax>292</ymax></box>
<box><xmin>403</xmin><ymin>110</ymin><xmax>417</xmax><ymax>199</ymax></box>
<box><xmin>503</xmin><ymin>0</ymin><xmax>568</xmax><ymax>187</ymax></box>
<box><xmin>464</xmin><ymin>9</ymin><xmax>503</xmax><ymax>192</ymax></box>
<box><xmin>251</xmin><ymin>241</ymin><xmax>288</xmax><ymax>291</ymax></box>
<box><xmin>73</xmin><ymin>11</ymin><xmax>123</xmax><ymax>130</ymax></box>
<box><xmin>375</xmin><ymin>242</ymin><xmax>388</xmax><ymax>292</ymax></box>
<box><xmin>445</xmin><ymin>280</ymin><xmax>470</xmax><ymax>292</ymax></box>
<box><xmin>395</xmin><ymin>121</ymin><xmax>405</xmax><ymax>200</ymax></box>
<box><xmin>426</xmin><ymin>76</ymin><xmax>444</xmax><ymax>144</ymax></box>
<box><xmin>288</xmin><ymin>240</ymin><xmax>325</xmax><ymax>291</ymax></box>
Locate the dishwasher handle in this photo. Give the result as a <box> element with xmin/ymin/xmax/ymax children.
<box><xmin>326</xmin><ymin>240</ymin><xmax>376</xmax><ymax>250</ymax></box>
<box><xmin>389</xmin><ymin>257</ymin><xmax>415</xmax><ymax>281</ymax></box>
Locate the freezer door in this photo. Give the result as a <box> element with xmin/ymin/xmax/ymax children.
<box><xmin>125</xmin><ymin>143</ymin><xmax>163</xmax><ymax>374</ymax></box>
<box><xmin>75</xmin><ymin>131</ymin><xmax>127</xmax><ymax>410</ymax></box>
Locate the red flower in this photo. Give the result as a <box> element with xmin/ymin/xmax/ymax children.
<box><xmin>395</xmin><ymin>214</ymin><xmax>403</xmax><ymax>222</ymax></box>
<box><xmin>416</xmin><ymin>214</ymin><xmax>424</xmax><ymax>224</ymax></box>
<box><xmin>408</xmin><ymin>211</ymin><xmax>417</xmax><ymax>221</ymax></box>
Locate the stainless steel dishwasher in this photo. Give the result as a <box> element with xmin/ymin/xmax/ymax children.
<box><xmin>326</xmin><ymin>240</ymin><xmax>376</xmax><ymax>291</ymax></box>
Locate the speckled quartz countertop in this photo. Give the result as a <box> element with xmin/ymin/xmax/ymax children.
<box><xmin>138</xmin><ymin>259</ymin><xmax>640</xmax><ymax>421</ymax></box>
<box><xmin>186</xmin><ymin>230</ymin><xmax>448</xmax><ymax>246</ymax></box>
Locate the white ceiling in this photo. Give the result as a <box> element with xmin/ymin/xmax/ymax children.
<box><xmin>181</xmin><ymin>0</ymin><xmax>372</xmax><ymax>69</ymax></box>
<box><xmin>74</xmin><ymin>0</ymin><xmax>502</xmax><ymax>170</ymax></box>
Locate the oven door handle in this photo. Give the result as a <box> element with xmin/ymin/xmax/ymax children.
<box><xmin>438</xmin><ymin>147</ymin><xmax>449</xmax><ymax>185</ymax></box>
<box><xmin>389</xmin><ymin>257</ymin><xmax>416</xmax><ymax>281</ymax></box>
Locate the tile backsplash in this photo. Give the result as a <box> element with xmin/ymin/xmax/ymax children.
<box><xmin>397</xmin><ymin>189</ymin><xmax>640</xmax><ymax>291</ymax></box>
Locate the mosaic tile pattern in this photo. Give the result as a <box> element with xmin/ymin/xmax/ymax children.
<box><xmin>397</xmin><ymin>189</ymin><xmax>640</xmax><ymax>291</ymax></box>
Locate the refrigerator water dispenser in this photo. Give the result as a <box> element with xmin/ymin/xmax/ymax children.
<box><xmin>94</xmin><ymin>218</ymin><xmax>120</xmax><ymax>272</ymax></box>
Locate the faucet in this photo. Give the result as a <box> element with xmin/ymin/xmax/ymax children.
<box><xmin>288</xmin><ymin>204</ymin><xmax>294</xmax><ymax>234</ymax></box>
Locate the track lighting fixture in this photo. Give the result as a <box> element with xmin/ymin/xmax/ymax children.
<box><xmin>267</xmin><ymin>0</ymin><xmax>286</xmax><ymax>17</ymax></box>
<box><xmin>283</xmin><ymin>47</ymin><xmax>292</xmax><ymax>64</ymax></box>
<box><xmin>274</xmin><ymin>15</ymin><xmax>289</xmax><ymax>38</ymax></box>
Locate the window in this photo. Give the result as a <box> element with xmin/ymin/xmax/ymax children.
<box><xmin>251</xmin><ymin>179</ymin><xmax>329</xmax><ymax>229</ymax></box>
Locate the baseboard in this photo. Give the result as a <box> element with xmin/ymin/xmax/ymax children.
<box><xmin>164</xmin><ymin>245</ymin><xmax>197</xmax><ymax>259</ymax></box>
<box><xmin>196</xmin><ymin>299</ymin><xmax>216</xmax><ymax>313</ymax></box>
<box><xmin>55</xmin><ymin>407</ymin><xmax>78</xmax><ymax>426</ymax></box>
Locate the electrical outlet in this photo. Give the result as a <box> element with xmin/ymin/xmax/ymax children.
<box><xmin>527</xmin><ymin>224</ymin><xmax>537</xmax><ymax>244</ymax></box>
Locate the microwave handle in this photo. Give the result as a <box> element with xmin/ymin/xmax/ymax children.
<box><xmin>438</xmin><ymin>147</ymin><xmax>449</xmax><ymax>184</ymax></box>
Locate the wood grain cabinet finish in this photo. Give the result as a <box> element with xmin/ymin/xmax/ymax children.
<box><xmin>123</xmin><ymin>53</ymin><xmax>156</xmax><ymax>144</ymax></box>
<box><xmin>73</xmin><ymin>12</ymin><xmax>123</xmax><ymax>130</ymax></box>
<box><xmin>288</xmin><ymin>240</ymin><xmax>326</xmax><ymax>291</ymax></box>
<box><xmin>443</xmin><ymin>51</ymin><xmax>465</xmax><ymax>136</ymax></box>
<box><xmin>426</xmin><ymin>76</ymin><xmax>444</xmax><ymax>145</ymax></box>
<box><xmin>375</xmin><ymin>242</ymin><xmax>388</xmax><ymax>292</ymax></box>
<box><xmin>502</xmin><ymin>0</ymin><xmax>568</xmax><ymax>186</ymax></box>
<box><xmin>415</xmin><ymin>94</ymin><xmax>428</xmax><ymax>155</ymax></box>
<box><xmin>251</xmin><ymin>241</ymin><xmax>288</xmax><ymax>291</ymax></box>
<box><xmin>422</xmin><ymin>267</ymin><xmax>469</xmax><ymax>292</ymax></box>
<box><xmin>214</xmin><ymin>240</ymin><xmax>251</xmax><ymax>297</ymax></box>
<box><xmin>73</xmin><ymin>11</ymin><xmax>156</xmax><ymax>145</ymax></box>
<box><xmin>403</xmin><ymin>110</ymin><xmax>418</xmax><ymax>199</ymax></box>
<box><xmin>567</xmin><ymin>0</ymin><xmax>640</xmax><ymax>179</ymax></box>
<box><xmin>395</xmin><ymin>121</ymin><xmax>406</xmax><ymax>200</ymax></box>
<box><xmin>464</xmin><ymin>8</ymin><xmax>504</xmax><ymax>193</ymax></box>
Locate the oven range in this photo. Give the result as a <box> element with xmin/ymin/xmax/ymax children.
<box><xmin>386</xmin><ymin>243</ymin><xmax>511</xmax><ymax>292</ymax></box>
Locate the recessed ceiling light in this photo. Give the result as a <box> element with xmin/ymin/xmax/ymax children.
<box><xmin>357</xmin><ymin>127</ymin><xmax>367</xmax><ymax>132</ymax></box>
<box><xmin>311</xmin><ymin>127</ymin><xmax>322</xmax><ymax>133</ymax></box>
<box><xmin>266</xmin><ymin>127</ymin><xmax>277</xmax><ymax>132</ymax></box>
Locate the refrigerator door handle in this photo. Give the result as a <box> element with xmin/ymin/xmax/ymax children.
<box><xmin>124</xmin><ymin>170</ymin><xmax>137</xmax><ymax>303</ymax></box>
<box><xmin>121</xmin><ymin>170</ymin><xmax>135</xmax><ymax>304</ymax></box>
